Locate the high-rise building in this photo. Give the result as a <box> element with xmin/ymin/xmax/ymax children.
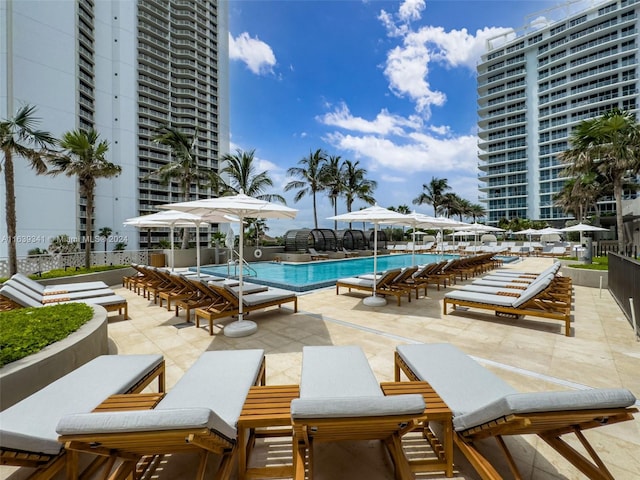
<box><xmin>477</xmin><ymin>0</ymin><xmax>639</xmax><ymax>225</ymax></box>
<box><xmin>0</xmin><ymin>0</ymin><xmax>229</xmax><ymax>256</ymax></box>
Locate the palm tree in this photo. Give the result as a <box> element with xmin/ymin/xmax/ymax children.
<box><xmin>320</xmin><ymin>155</ymin><xmax>344</xmax><ymax>230</ymax></box>
<box><xmin>49</xmin><ymin>128</ymin><xmax>122</xmax><ymax>269</ymax></box>
<box><xmin>219</xmin><ymin>148</ymin><xmax>284</xmax><ymax>244</ymax></box>
<box><xmin>468</xmin><ymin>203</ymin><xmax>487</xmax><ymax>223</ymax></box>
<box><xmin>285</xmin><ymin>149</ymin><xmax>327</xmax><ymax>228</ymax></box>
<box><xmin>342</xmin><ymin>160</ymin><xmax>377</xmax><ymax>229</ymax></box>
<box><xmin>413</xmin><ymin>177</ymin><xmax>451</xmax><ymax>216</ymax></box>
<box><xmin>1</xmin><ymin>105</ymin><xmax>57</xmax><ymax>275</ymax></box>
<box><xmin>150</xmin><ymin>124</ymin><xmax>205</xmax><ymax>248</ymax></box>
<box><xmin>220</xmin><ymin>148</ymin><xmax>285</xmax><ymax>202</ymax></box>
<box><xmin>559</xmin><ymin>108</ymin><xmax>640</xmax><ymax>252</ymax></box>
<box><xmin>98</xmin><ymin>226</ymin><xmax>113</xmax><ymax>252</ymax></box>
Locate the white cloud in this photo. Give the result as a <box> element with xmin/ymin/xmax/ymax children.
<box><xmin>229</xmin><ymin>32</ymin><xmax>276</xmax><ymax>75</ymax></box>
<box><xmin>324</xmin><ymin>131</ymin><xmax>477</xmax><ymax>174</ymax></box>
<box><xmin>379</xmin><ymin>2</ymin><xmax>513</xmax><ymax>116</ymax></box>
<box><xmin>398</xmin><ymin>0</ymin><xmax>425</xmax><ymax>22</ymax></box>
<box><xmin>317</xmin><ymin>103</ymin><xmax>422</xmax><ymax>135</ymax></box>
<box><xmin>380</xmin><ymin>173</ymin><xmax>406</xmax><ymax>183</ymax></box>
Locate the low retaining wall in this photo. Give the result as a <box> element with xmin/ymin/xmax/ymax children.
<box><xmin>560</xmin><ymin>264</ymin><xmax>608</xmax><ymax>289</ymax></box>
<box><xmin>0</xmin><ymin>304</ymin><xmax>109</xmax><ymax>411</ymax></box>
<box><xmin>38</xmin><ymin>267</ymin><xmax>134</xmax><ymax>288</ymax></box>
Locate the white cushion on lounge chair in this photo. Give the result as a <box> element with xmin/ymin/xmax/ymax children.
<box><xmin>300</xmin><ymin>345</ymin><xmax>381</xmax><ymax>398</ymax></box>
<box><xmin>154</xmin><ymin>349</ymin><xmax>264</xmax><ymax>438</ymax></box>
<box><xmin>11</xmin><ymin>273</ymin><xmax>108</xmax><ymax>293</ymax></box>
<box><xmin>455</xmin><ymin>389</ymin><xmax>637</xmax><ymax>432</ymax></box>
<box><xmin>337</xmin><ymin>277</ymin><xmax>375</xmax><ymax>287</ymax></box>
<box><xmin>1</xmin><ymin>355</ymin><xmax>163</xmax><ymax>456</ymax></box>
<box><xmin>56</xmin><ymin>407</ymin><xmax>232</xmax><ymax>441</ymax></box>
<box><xmin>291</xmin><ymin>395</ymin><xmax>425</xmax><ymax>419</ymax></box>
<box><xmin>0</xmin><ymin>285</ymin><xmax>42</xmax><ymax>307</ymax></box>
<box><xmin>396</xmin><ymin>344</ymin><xmax>516</xmax><ymax>424</ymax></box>
<box><xmin>240</xmin><ymin>288</ymin><xmax>295</xmax><ymax>307</ymax></box>
<box><xmin>444</xmin><ymin>290</ymin><xmax>518</xmax><ymax>307</ymax></box>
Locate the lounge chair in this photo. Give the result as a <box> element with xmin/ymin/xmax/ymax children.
<box><xmin>4</xmin><ymin>277</ymin><xmax>115</xmax><ymax>301</ymax></box>
<box><xmin>0</xmin><ymin>284</ymin><xmax>129</xmax><ymax>318</ymax></box>
<box><xmin>56</xmin><ymin>349</ymin><xmax>264</xmax><ymax>480</ymax></box>
<box><xmin>336</xmin><ymin>268</ymin><xmax>412</xmax><ymax>306</ymax></box>
<box><xmin>291</xmin><ymin>346</ymin><xmax>426</xmax><ymax>480</ymax></box>
<box><xmin>443</xmin><ymin>273</ymin><xmax>573</xmax><ymax>336</ymax></box>
<box><xmin>9</xmin><ymin>272</ymin><xmax>108</xmax><ymax>294</ymax></box>
<box><xmin>0</xmin><ymin>354</ymin><xmax>164</xmax><ymax>479</ymax></box>
<box><xmin>308</xmin><ymin>248</ymin><xmax>329</xmax><ymax>260</ymax></box>
<box><xmin>194</xmin><ymin>283</ymin><xmax>297</xmax><ymax>335</ymax></box>
<box><xmin>394</xmin><ymin>343</ymin><xmax>637</xmax><ymax>480</ymax></box>
<box><xmin>342</xmin><ymin>247</ymin><xmax>359</xmax><ymax>257</ymax></box>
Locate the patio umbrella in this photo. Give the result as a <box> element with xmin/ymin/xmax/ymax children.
<box><xmin>514</xmin><ymin>227</ymin><xmax>539</xmax><ymax>245</ymax></box>
<box><xmin>561</xmin><ymin>223</ymin><xmax>608</xmax><ymax>246</ymax></box>
<box><xmin>455</xmin><ymin>223</ymin><xmax>503</xmax><ymax>252</ymax></box>
<box><xmin>124</xmin><ymin>210</ymin><xmax>210</xmax><ymax>273</ymax></box>
<box><xmin>328</xmin><ymin>205</ymin><xmax>409</xmax><ymax>306</ymax></box>
<box><xmin>383</xmin><ymin>211</ymin><xmax>437</xmax><ymax>265</ymax></box>
<box><xmin>162</xmin><ymin>192</ymin><xmax>298</xmax><ymax>337</ymax></box>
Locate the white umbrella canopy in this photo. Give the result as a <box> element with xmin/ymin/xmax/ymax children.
<box><xmin>561</xmin><ymin>223</ymin><xmax>608</xmax><ymax>245</ymax></box>
<box><xmin>328</xmin><ymin>205</ymin><xmax>409</xmax><ymax>306</ymax></box>
<box><xmin>382</xmin><ymin>211</ymin><xmax>439</xmax><ymax>265</ymax></box>
<box><xmin>455</xmin><ymin>223</ymin><xmax>503</xmax><ymax>252</ymax></box>
<box><xmin>162</xmin><ymin>192</ymin><xmax>298</xmax><ymax>337</ymax></box>
<box><xmin>124</xmin><ymin>210</ymin><xmax>211</xmax><ymax>272</ymax></box>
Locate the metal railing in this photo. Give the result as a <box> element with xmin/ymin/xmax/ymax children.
<box><xmin>0</xmin><ymin>250</ymin><xmax>161</xmax><ymax>278</ymax></box>
<box><xmin>226</xmin><ymin>249</ymin><xmax>257</xmax><ymax>278</ymax></box>
<box><xmin>608</xmin><ymin>252</ymin><xmax>640</xmax><ymax>339</ymax></box>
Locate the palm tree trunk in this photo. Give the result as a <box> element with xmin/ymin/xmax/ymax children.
<box><xmin>4</xmin><ymin>152</ymin><xmax>18</xmax><ymax>275</ymax></box>
<box><xmin>333</xmin><ymin>198</ymin><xmax>338</xmax><ymax>230</ymax></box>
<box><xmin>84</xmin><ymin>186</ymin><xmax>93</xmax><ymax>269</ymax></box>
<box><xmin>312</xmin><ymin>193</ymin><xmax>318</xmax><ymax>229</ymax></box>
<box><xmin>614</xmin><ymin>179</ymin><xmax>625</xmax><ymax>254</ymax></box>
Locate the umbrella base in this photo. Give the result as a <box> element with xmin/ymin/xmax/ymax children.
<box><xmin>224</xmin><ymin>319</ymin><xmax>258</xmax><ymax>337</ymax></box>
<box><xmin>363</xmin><ymin>295</ymin><xmax>387</xmax><ymax>307</ymax></box>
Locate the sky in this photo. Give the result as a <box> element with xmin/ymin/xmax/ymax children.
<box><xmin>227</xmin><ymin>0</ymin><xmax>601</xmax><ymax>236</ymax></box>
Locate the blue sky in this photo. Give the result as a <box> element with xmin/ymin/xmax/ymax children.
<box><xmin>227</xmin><ymin>0</ymin><xmax>599</xmax><ymax>236</ymax></box>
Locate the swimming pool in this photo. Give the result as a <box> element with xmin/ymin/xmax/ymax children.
<box><xmin>198</xmin><ymin>254</ymin><xmax>462</xmax><ymax>292</ymax></box>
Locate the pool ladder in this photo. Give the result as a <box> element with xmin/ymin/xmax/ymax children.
<box><xmin>227</xmin><ymin>250</ymin><xmax>257</xmax><ymax>278</ymax></box>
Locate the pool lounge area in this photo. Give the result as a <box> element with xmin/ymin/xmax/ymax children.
<box><xmin>2</xmin><ymin>256</ymin><xmax>639</xmax><ymax>480</ymax></box>
<box><xmin>196</xmin><ymin>253</ymin><xmax>517</xmax><ymax>291</ymax></box>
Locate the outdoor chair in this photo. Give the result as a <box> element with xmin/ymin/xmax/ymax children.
<box><xmin>291</xmin><ymin>346</ymin><xmax>426</xmax><ymax>480</ymax></box>
<box><xmin>194</xmin><ymin>283</ymin><xmax>297</xmax><ymax>335</ymax></box>
<box><xmin>308</xmin><ymin>248</ymin><xmax>329</xmax><ymax>260</ymax></box>
<box><xmin>9</xmin><ymin>272</ymin><xmax>108</xmax><ymax>294</ymax></box>
<box><xmin>3</xmin><ymin>278</ymin><xmax>114</xmax><ymax>301</ymax></box>
<box><xmin>394</xmin><ymin>343</ymin><xmax>637</xmax><ymax>480</ymax></box>
<box><xmin>0</xmin><ymin>354</ymin><xmax>165</xmax><ymax>479</ymax></box>
<box><xmin>335</xmin><ymin>268</ymin><xmax>412</xmax><ymax>306</ymax></box>
<box><xmin>0</xmin><ymin>284</ymin><xmax>129</xmax><ymax>319</ymax></box>
<box><xmin>443</xmin><ymin>273</ymin><xmax>573</xmax><ymax>336</ymax></box>
<box><xmin>57</xmin><ymin>349</ymin><xmax>265</xmax><ymax>480</ymax></box>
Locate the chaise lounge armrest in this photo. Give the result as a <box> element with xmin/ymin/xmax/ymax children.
<box><xmin>455</xmin><ymin>388</ymin><xmax>637</xmax><ymax>432</ymax></box>
<box><xmin>291</xmin><ymin>394</ymin><xmax>425</xmax><ymax>419</ymax></box>
<box><xmin>57</xmin><ymin>407</ymin><xmax>236</xmax><ymax>442</ymax></box>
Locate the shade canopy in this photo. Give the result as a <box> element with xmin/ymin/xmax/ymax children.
<box><xmin>162</xmin><ymin>192</ymin><xmax>298</xmax><ymax>337</ymax></box>
<box><xmin>561</xmin><ymin>223</ymin><xmax>608</xmax><ymax>233</ymax></box>
<box><xmin>456</xmin><ymin>222</ymin><xmax>504</xmax><ymax>233</ymax></box>
<box><xmin>536</xmin><ymin>227</ymin><xmax>564</xmax><ymax>235</ymax></box>
<box><xmin>328</xmin><ymin>205</ymin><xmax>409</xmax><ymax>306</ymax></box>
<box><xmin>124</xmin><ymin>210</ymin><xmax>214</xmax><ymax>272</ymax></box>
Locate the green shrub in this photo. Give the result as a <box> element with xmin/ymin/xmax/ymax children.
<box><xmin>0</xmin><ymin>303</ymin><xmax>94</xmax><ymax>367</ymax></box>
<box><xmin>33</xmin><ymin>265</ymin><xmax>129</xmax><ymax>280</ymax></box>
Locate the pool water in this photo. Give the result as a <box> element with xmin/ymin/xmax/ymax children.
<box><xmin>198</xmin><ymin>253</ymin><xmax>463</xmax><ymax>292</ymax></box>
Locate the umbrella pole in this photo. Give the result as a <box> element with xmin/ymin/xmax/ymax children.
<box><xmin>170</xmin><ymin>226</ymin><xmax>175</xmax><ymax>271</ymax></box>
<box><xmin>363</xmin><ymin>222</ymin><xmax>386</xmax><ymax>306</ymax></box>
<box><xmin>412</xmin><ymin>229</ymin><xmax>415</xmax><ymax>266</ymax></box>
<box><xmin>196</xmin><ymin>223</ymin><xmax>201</xmax><ymax>277</ymax></box>
<box><xmin>224</xmin><ymin>214</ymin><xmax>258</xmax><ymax>337</ymax></box>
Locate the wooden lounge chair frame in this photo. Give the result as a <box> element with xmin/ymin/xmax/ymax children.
<box><xmin>336</xmin><ymin>269</ymin><xmax>412</xmax><ymax>306</ymax></box>
<box><xmin>0</xmin><ymin>358</ymin><xmax>165</xmax><ymax>480</ymax></box>
<box><xmin>443</xmin><ymin>280</ymin><xmax>573</xmax><ymax>336</ymax></box>
<box><xmin>194</xmin><ymin>283</ymin><xmax>297</xmax><ymax>335</ymax></box>
<box><xmin>59</xmin><ymin>355</ymin><xmax>265</xmax><ymax>480</ymax></box>
<box><xmin>394</xmin><ymin>349</ymin><xmax>637</xmax><ymax>480</ymax></box>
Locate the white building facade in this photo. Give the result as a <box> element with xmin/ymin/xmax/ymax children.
<box><xmin>477</xmin><ymin>0</ymin><xmax>639</xmax><ymax>225</ymax></box>
<box><xmin>0</xmin><ymin>0</ymin><xmax>229</xmax><ymax>256</ymax></box>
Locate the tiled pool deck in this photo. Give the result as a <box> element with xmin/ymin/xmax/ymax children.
<box><xmin>3</xmin><ymin>256</ymin><xmax>639</xmax><ymax>479</ymax></box>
